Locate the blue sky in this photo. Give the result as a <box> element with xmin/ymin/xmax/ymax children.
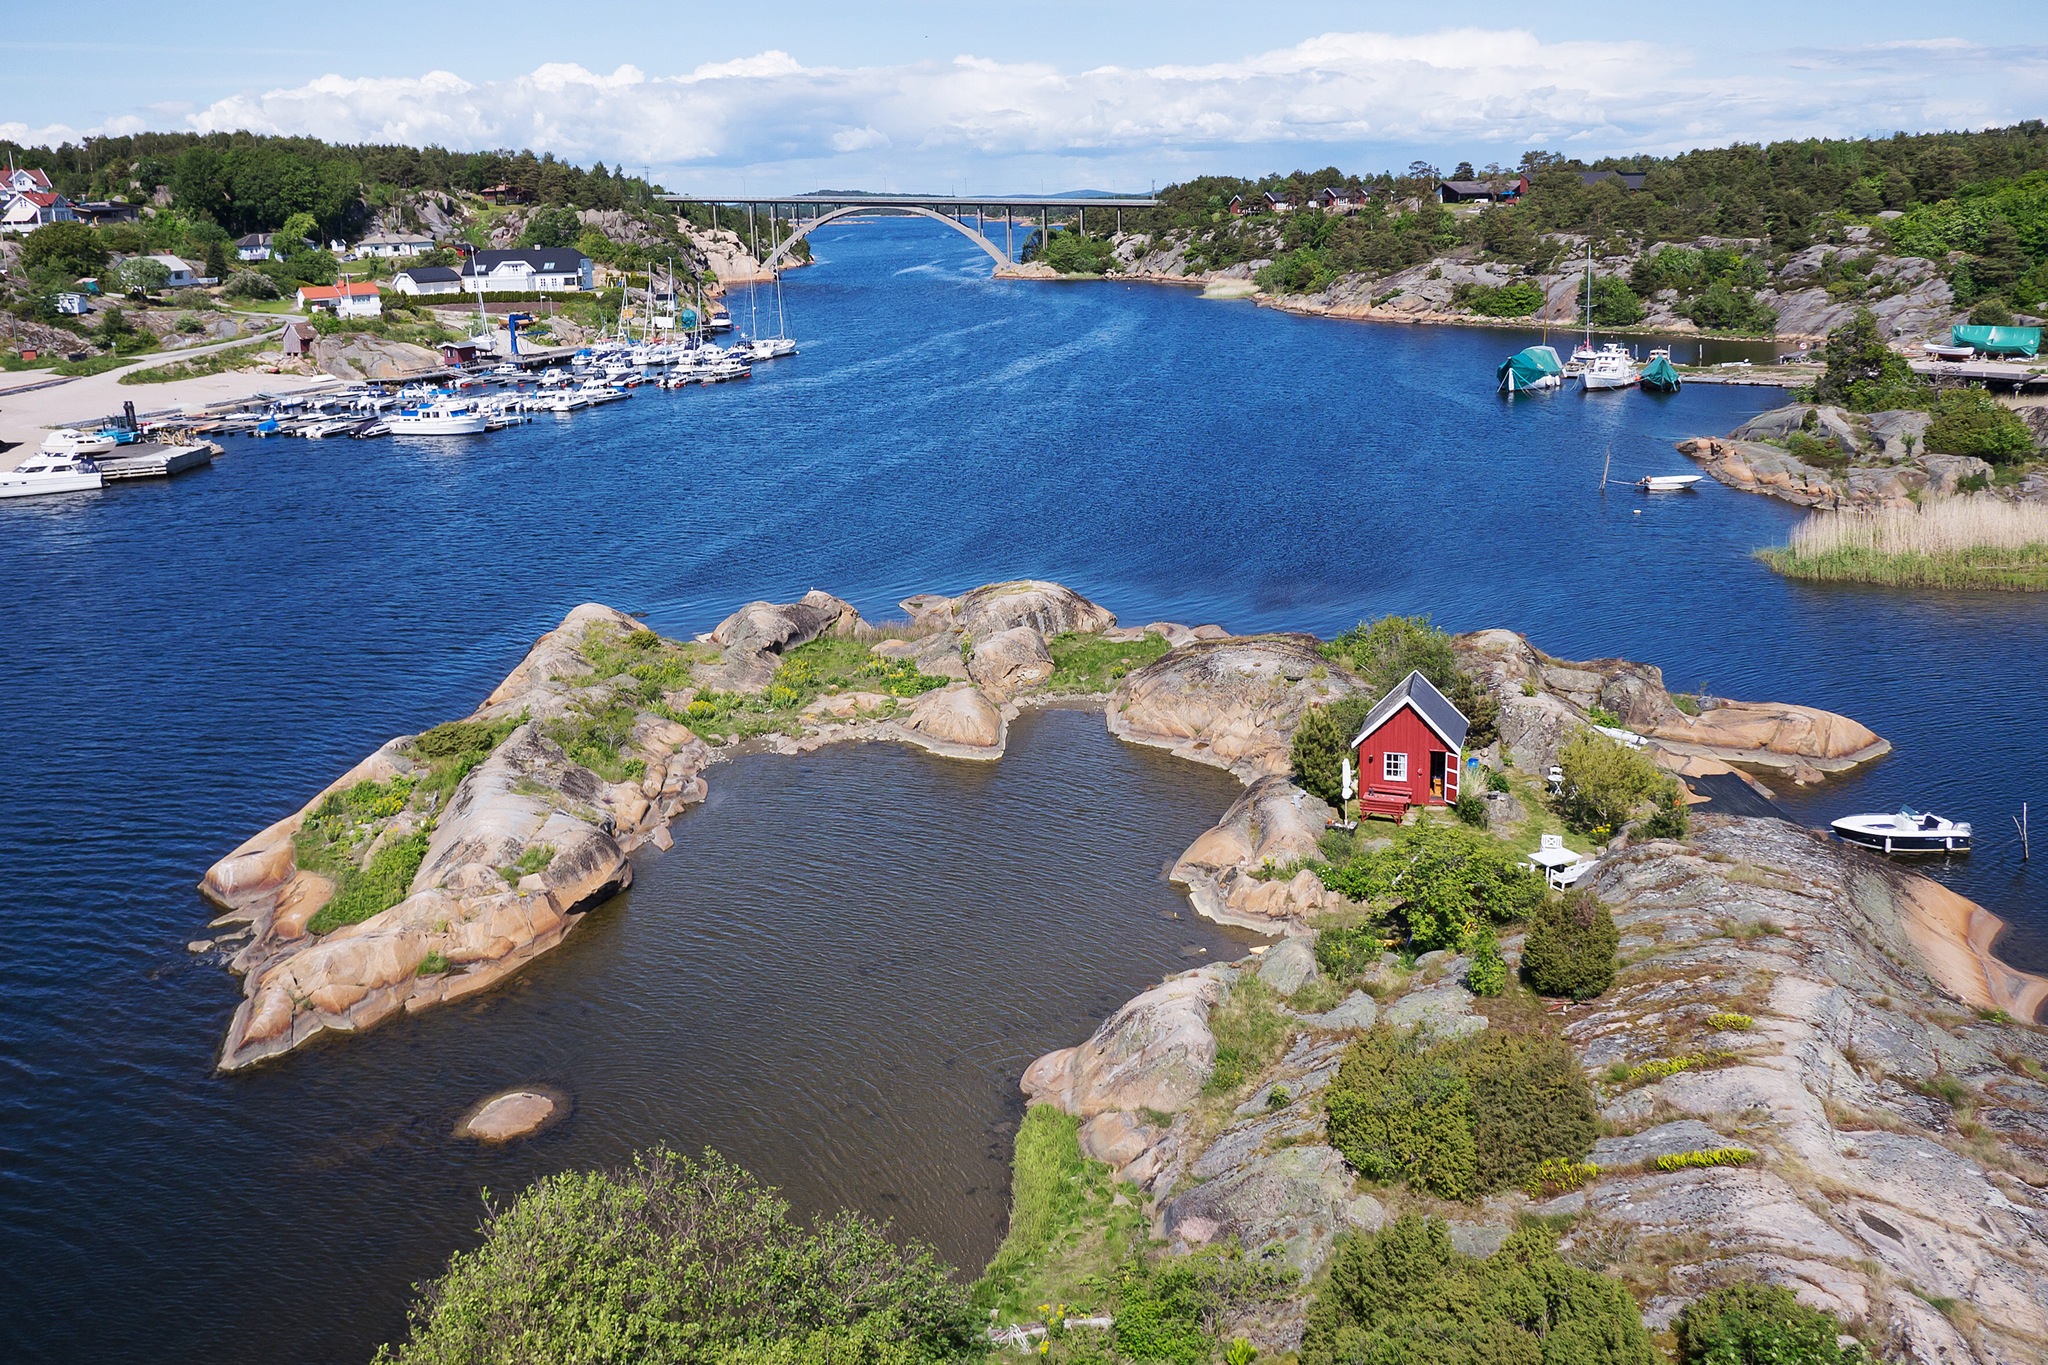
<box><xmin>4</xmin><ymin>2</ymin><xmax>2044</xmax><ymax>192</ymax></box>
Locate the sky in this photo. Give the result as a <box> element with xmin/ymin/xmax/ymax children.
<box><xmin>3</xmin><ymin>2</ymin><xmax>2045</xmax><ymax>193</ymax></box>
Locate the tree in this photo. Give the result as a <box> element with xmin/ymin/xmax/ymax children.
<box><xmin>376</xmin><ymin>1147</ymin><xmax>980</xmax><ymax>1365</ymax></box>
<box><xmin>1675</xmin><ymin>1283</ymin><xmax>1868</xmax><ymax>1364</ymax></box>
<box><xmin>519</xmin><ymin>204</ymin><xmax>583</xmax><ymax>249</ymax></box>
<box><xmin>19</xmin><ymin>221</ymin><xmax>109</xmax><ymax>281</ymax></box>
<box><xmin>1925</xmin><ymin>389</ymin><xmax>2035</xmax><ymax>463</ymax></box>
<box><xmin>1809</xmin><ymin>308</ymin><xmax>1929</xmax><ymax>412</ymax></box>
<box><xmin>1588</xmin><ymin>274</ymin><xmax>1646</xmax><ymax>326</ymax></box>
<box><xmin>1522</xmin><ymin>892</ymin><xmax>1619</xmax><ymax>1001</ymax></box>
<box><xmin>278</xmin><ymin>212</ymin><xmax>320</xmax><ymax>254</ymax></box>
<box><xmin>114</xmin><ymin>256</ymin><xmax>171</xmax><ymax>296</ymax></box>
<box><xmin>1326</xmin><ymin>615</ymin><xmax>1461</xmax><ymax>697</ymax></box>
<box><xmin>1040</xmin><ymin>230</ymin><xmax>1116</xmax><ymax>275</ymax></box>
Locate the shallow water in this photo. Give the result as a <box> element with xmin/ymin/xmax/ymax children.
<box><xmin>1</xmin><ymin>216</ymin><xmax>2044</xmax><ymax>1362</ymax></box>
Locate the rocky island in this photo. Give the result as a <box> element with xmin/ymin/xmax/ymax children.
<box><xmin>200</xmin><ymin>580</ymin><xmax>2047</xmax><ymax>1362</ymax></box>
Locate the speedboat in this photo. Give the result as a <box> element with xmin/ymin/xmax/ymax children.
<box><xmin>388</xmin><ymin>400</ymin><xmax>489</xmax><ymax>436</ymax></box>
<box><xmin>40</xmin><ymin>429</ymin><xmax>118</xmax><ymax>458</ymax></box>
<box><xmin>2</xmin><ymin>450</ymin><xmax>103</xmax><ymax>498</ymax></box>
<box><xmin>1831</xmin><ymin>809</ymin><xmax>1971</xmax><ymax>856</ymax></box>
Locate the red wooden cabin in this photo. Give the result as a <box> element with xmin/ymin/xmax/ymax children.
<box><xmin>1348</xmin><ymin>671</ymin><xmax>1470</xmax><ymax>820</ymax></box>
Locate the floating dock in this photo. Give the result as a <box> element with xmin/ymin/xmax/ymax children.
<box><xmin>98</xmin><ymin>442</ymin><xmax>217</xmax><ymax>481</ymax></box>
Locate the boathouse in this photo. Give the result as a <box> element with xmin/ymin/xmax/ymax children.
<box><xmin>1349</xmin><ymin>671</ymin><xmax>1470</xmax><ymax>818</ymax></box>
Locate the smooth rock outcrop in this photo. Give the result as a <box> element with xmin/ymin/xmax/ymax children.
<box><xmin>1021</xmin><ymin>965</ymin><xmax>1234</xmax><ymax>1117</ymax></box>
<box><xmin>456</xmin><ymin>1087</ymin><xmax>567</xmax><ymax>1142</ymax></box>
<box><xmin>1255</xmin><ymin>938</ymin><xmax>1320</xmax><ymax>995</ymax></box>
<box><xmin>1109</xmin><ymin>635</ymin><xmax>1358</xmax><ymax>779</ymax></box>
<box><xmin>899</xmin><ymin>683</ymin><xmax>1006</xmax><ymax>756</ymax></box>
<box><xmin>1170</xmin><ymin>775</ymin><xmax>1340</xmax><ymax>929</ymax></box>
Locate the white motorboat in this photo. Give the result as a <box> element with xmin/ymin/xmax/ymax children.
<box><xmin>1</xmin><ymin>449</ymin><xmax>103</xmax><ymax>498</ymax></box>
<box><xmin>388</xmin><ymin>400</ymin><xmax>489</xmax><ymax>436</ymax></box>
<box><xmin>742</xmin><ymin>336</ymin><xmax>798</xmax><ymax>361</ymax></box>
<box><xmin>1831</xmin><ymin>809</ymin><xmax>1972</xmax><ymax>856</ymax></box>
<box><xmin>1579</xmin><ymin>344</ymin><xmax>1638</xmax><ymax>391</ymax></box>
<box><xmin>1637</xmin><ymin>474</ymin><xmax>1703</xmax><ymax>491</ymax></box>
<box><xmin>40</xmin><ymin>429</ymin><xmax>118</xmax><ymax>458</ymax></box>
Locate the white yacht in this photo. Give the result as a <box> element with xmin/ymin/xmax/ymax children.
<box><xmin>1579</xmin><ymin>344</ymin><xmax>1639</xmax><ymax>391</ymax></box>
<box><xmin>388</xmin><ymin>400</ymin><xmax>489</xmax><ymax>435</ymax></box>
<box><xmin>2</xmin><ymin>450</ymin><xmax>104</xmax><ymax>499</ymax></box>
<box><xmin>40</xmin><ymin>429</ymin><xmax>118</xmax><ymax>458</ymax></box>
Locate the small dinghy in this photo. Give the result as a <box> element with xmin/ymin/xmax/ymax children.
<box><xmin>1831</xmin><ymin>808</ymin><xmax>1971</xmax><ymax>855</ymax></box>
<box><xmin>1637</xmin><ymin>474</ymin><xmax>1702</xmax><ymax>491</ymax></box>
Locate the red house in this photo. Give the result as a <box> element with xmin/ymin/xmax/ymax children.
<box><xmin>1348</xmin><ymin>671</ymin><xmax>1470</xmax><ymax>820</ymax></box>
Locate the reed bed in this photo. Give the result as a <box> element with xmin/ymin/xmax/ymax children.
<box><xmin>1759</xmin><ymin>497</ymin><xmax>2048</xmax><ymax>591</ymax></box>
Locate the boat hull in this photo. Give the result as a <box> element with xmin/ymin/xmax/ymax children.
<box><xmin>0</xmin><ymin>471</ymin><xmax>104</xmax><ymax>499</ymax></box>
<box><xmin>389</xmin><ymin>415</ymin><xmax>489</xmax><ymax>435</ymax></box>
<box><xmin>1830</xmin><ymin>820</ymin><xmax>1971</xmax><ymax>855</ymax></box>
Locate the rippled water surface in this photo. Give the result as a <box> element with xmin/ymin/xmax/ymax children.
<box><xmin>2</xmin><ymin>217</ymin><xmax>2045</xmax><ymax>1362</ymax></box>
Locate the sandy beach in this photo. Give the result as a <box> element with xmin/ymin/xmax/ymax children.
<box><xmin>0</xmin><ymin>332</ymin><xmax>338</xmax><ymax>468</ymax></box>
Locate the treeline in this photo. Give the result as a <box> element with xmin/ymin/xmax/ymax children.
<box><xmin>0</xmin><ymin>131</ymin><xmax>668</xmax><ymax>237</ymax></box>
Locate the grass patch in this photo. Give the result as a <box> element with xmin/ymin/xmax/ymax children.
<box><xmin>1204</xmin><ymin>977</ymin><xmax>1291</xmax><ymax>1096</ymax></box>
<box><xmin>973</xmin><ymin>1106</ymin><xmax>1147</xmax><ymax>1323</ymax></box>
<box><xmin>1613</xmin><ymin>1052</ymin><xmax>1737</xmax><ymax>1087</ymax></box>
<box><xmin>1653</xmin><ymin>1147</ymin><xmax>1753</xmax><ymax>1172</ymax></box>
<box><xmin>579</xmin><ymin>624</ymin><xmax>709</xmax><ymax>703</ymax></box>
<box><xmin>664</xmin><ymin>634</ymin><xmax>949</xmax><ymax>740</ymax></box>
<box><xmin>408</xmin><ymin>711</ymin><xmax>526</xmax><ymax>802</ymax></box>
<box><xmin>499</xmin><ymin>843</ymin><xmax>554</xmax><ymax>885</ymax></box>
<box><xmin>1705</xmin><ymin>1012</ymin><xmax>1755</xmax><ymax>1032</ymax></box>
<box><xmin>1045</xmin><ymin>630</ymin><xmax>1169</xmax><ymax>693</ymax></box>
<box><xmin>417</xmin><ymin>949</ymin><xmax>450</xmax><ymax>976</ymax></box>
<box><xmin>307</xmin><ymin>826</ymin><xmax>432</xmax><ymax>934</ymax></box>
<box><xmin>544</xmin><ymin>698</ymin><xmax>647</xmax><ymax>784</ymax></box>
<box><xmin>1525</xmin><ymin>1157</ymin><xmax>1599</xmax><ymax>1197</ymax></box>
<box><xmin>119</xmin><ymin>338</ymin><xmax>272</xmax><ymax>384</ymax></box>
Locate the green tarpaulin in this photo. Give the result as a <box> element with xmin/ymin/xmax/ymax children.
<box><xmin>1497</xmin><ymin>344</ymin><xmax>1564</xmax><ymax>392</ymax></box>
<box><xmin>1952</xmin><ymin>324</ymin><xmax>2041</xmax><ymax>358</ymax></box>
<box><xmin>1640</xmin><ymin>353</ymin><xmax>1682</xmax><ymax>391</ymax></box>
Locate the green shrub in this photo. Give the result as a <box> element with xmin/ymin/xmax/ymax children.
<box><xmin>1324</xmin><ymin>1024</ymin><xmax>1595</xmax><ymax>1199</ymax></box>
<box><xmin>1588</xmin><ymin>274</ymin><xmax>1646</xmax><ymax>326</ymax></box>
<box><xmin>1968</xmin><ymin>298</ymin><xmax>2014</xmax><ymax>326</ymax></box>
<box><xmin>1314</xmin><ymin>924</ymin><xmax>1387</xmax><ymax>979</ymax></box>
<box><xmin>1925</xmin><ymin>388</ymin><xmax>2034</xmax><ymax>463</ymax></box>
<box><xmin>417</xmin><ymin>950</ymin><xmax>450</xmax><ymax>976</ymax></box>
<box><xmin>1522</xmin><ymin>892</ymin><xmax>1619</xmax><ymax>1000</ymax></box>
<box><xmin>1112</xmin><ymin>1248</ymin><xmax>1297</xmax><ymax>1365</ymax></box>
<box><xmin>1045</xmin><ymin>630</ymin><xmax>1167</xmax><ymax>693</ymax></box>
<box><xmin>1324</xmin><ymin>1028</ymin><xmax>1477</xmax><ymax>1198</ymax></box>
<box><xmin>1487</xmin><ymin>768</ymin><xmax>1509</xmax><ymax>793</ymax></box>
<box><xmin>543</xmin><ymin>699</ymin><xmax>647</xmax><ymax>784</ymax></box>
<box><xmin>1453</xmin><ymin>279</ymin><xmax>1546</xmax><ymax>317</ymax></box>
<box><xmin>1452</xmin><ymin>791</ymin><xmax>1487</xmax><ymax>827</ymax></box>
<box><xmin>1290</xmin><ymin>695</ymin><xmax>1375</xmax><ymax>806</ymax></box>
<box><xmin>1315</xmin><ymin>823</ymin><xmax>1543</xmax><ymax>952</ymax></box>
<box><xmin>1464</xmin><ymin>928</ymin><xmax>1507</xmax><ymax>997</ymax></box>
<box><xmin>1040</xmin><ymin>230</ymin><xmax>1117</xmax><ymax>275</ymax></box>
<box><xmin>1640</xmin><ymin>786</ymin><xmax>1692</xmax><ymax>840</ymax></box>
<box><xmin>1675</xmin><ymin>1282</ymin><xmax>1866</xmax><ymax>1364</ymax></box>
<box><xmin>1324</xmin><ymin>615</ymin><xmax>1461</xmax><ymax>696</ymax></box>
<box><xmin>1655</xmin><ymin>1147</ymin><xmax>1754</xmax><ymax>1172</ymax></box>
<box><xmin>1623</xmin><ymin>1052</ymin><xmax>1734</xmax><ymax>1084</ymax></box>
<box><xmin>377</xmin><ymin>1147</ymin><xmax>979</xmax><ymax>1365</ymax></box>
<box><xmin>410</xmin><ymin>713</ymin><xmax>525</xmax><ymax>800</ymax></box>
<box><xmin>1303</xmin><ymin>1217</ymin><xmax>1652</xmax><ymax>1365</ymax></box>
<box><xmin>1556</xmin><ymin>729</ymin><xmax>1665</xmax><ymax>833</ymax></box>
<box><xmin>1808</xmin><ymin>309</ymin><xmax>1930</xmax><ymax>412</ymax></box>
<box><xmin>1705</xmin><ymin>1012</ymin><xmax>1755</xmax><ymax>1032</ymax></box>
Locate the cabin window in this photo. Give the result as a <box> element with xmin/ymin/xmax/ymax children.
<box><xmin>1383</xmin><ymin>752</ymin><xmax>1407</xmax><ymax>782</ymax></box>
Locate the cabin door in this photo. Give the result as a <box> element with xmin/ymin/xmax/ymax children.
<box><xmin>1429</xmin><ymin>751</ymin><xmax>1446</xmax><ymax>802</ymax></box>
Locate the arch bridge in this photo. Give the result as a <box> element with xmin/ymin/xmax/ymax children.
<box><xmin>656</xmin><ymin>193</ymin><xmax>1159</xmax><ymax>272</ymax></box>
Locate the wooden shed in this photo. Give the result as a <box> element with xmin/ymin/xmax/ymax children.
<box><xmin>1348</xmin><ymin>671</ymin><xmax>1470</xmax><ymax>819</ymax></box>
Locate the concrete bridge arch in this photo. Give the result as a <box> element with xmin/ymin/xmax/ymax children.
<box><xmin>760</xmin><ymin>204</ymin><xmax>1011</xmax><ymax>271</ymax></box>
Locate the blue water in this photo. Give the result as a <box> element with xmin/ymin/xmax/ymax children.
<box><xmin>2</xmin><ymin>217</ymin><xmax>2045</xmax><ymax>1362</ymax></box>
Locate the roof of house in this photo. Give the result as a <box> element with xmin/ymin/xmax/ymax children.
<box><xmin>147</xmin><ymin>253</ymin><xmax>194</xmax><ymax>270</ymax></box>
<box><xmin>7</xmin><ymin>168</ymin><xmax>54</xmax><ymax>191</ymax></box>
<box><xmin>1438</xmin><ymin>180</ymin><xmax>1499</xmax><ymax>196</ymax></box>
<box><xmin>18</xmin><ymin>191</ymin><xmax>65</xmax><ymax>208</ymax></box>
<box><xmin>297</xmin><ymin>281</ymin><xmax>382</xmax><ymax>300</ymax></box>
<box><xmin>281</xmin><ymin>320</ymin><xmax>318</xmax><ymax>338</ymax></box>
<box><xmin>396</xmin><ymin>265</ymin><xmax>461</xmax><ymax>283</ymax></box>
<box><xmin>460</xmin><ymin>248</ymin><xmax>590</xmax><ymax>275</ymax></box>
<box><xmin>358</xmin><ymin>232</ymin><xmax>434</xmax><ymax>245</ymax></box>
<box><xmin>1580</xmin><ymin>170</ymin><xmax>1647</xmax><ymax>190</ymax></box>
<box><xmin>1349</xmin><ymin>670</ymin><xmax>1470</xmax><ymax>754</ymax></box>
<box><xmin>235</xmin><ymin>232</ymin><xmax>272</xmax><ymax>246</ymax></box>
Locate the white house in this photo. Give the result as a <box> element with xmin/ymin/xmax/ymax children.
<box><xmin>1</xmin><ymin>190</ymin><xmax>77</xmax><ymax>233</ymax></box>
<box><xmin>353</xmin><ymin>232</ymin><xmax>436</xmax><ymax>258</ymax></box>
<box><xmin>296</xmin><ymin>281</ymin><xmax>383</xmax><ymax>317</ymax></box>
<box><xmin>54</xmin><ymin>292</ymin><xmax>90</xmax><ymax>315</ymax></box>
<box><xmin>234</xmin><ymin>233</ymin><xmax>274</xmax><ymax>262</ymax></box>
<box><xmin>149</xmin><ymin>254</ymin><xmax>203</xmax><ymax>288</ymax></box>
<box><xmin>457</xmin><ymin>248</ymin><xmax>592</xmax><ymax>293</ymax></box>
<box><xmin>391</xmin><ymin>265</ymin><xmax>463</xmax><ymax>296</ymax></box>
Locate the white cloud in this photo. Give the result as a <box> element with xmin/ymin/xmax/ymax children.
<box><xmin>20</xmin><ymin>29</ymin><xmax>2045</xmax><ymax>186</ymax></box>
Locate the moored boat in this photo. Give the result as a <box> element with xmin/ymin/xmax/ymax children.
<box><xmin>1636</xmin><ymin>474</ymin><xmax>1702</xmax><ymax>491</ymax></box>
<box><xmin>1579</xmin><ymin>344</ymin><xmax>1638</xmax><ymax>391</ymax></box>
<box><xmin>40</xmin><ymin>429</ymin><xmax>118</xmax><ymax>458</ymax></box>
<box><xmin>1497</xmin><ymin>345</ymin><xmax>1564</xmax><ymax>393</ymax></box>
<box><xmin>1831</xmin><ymin>808</ymin><xmax>1971</xmax><ymax>856</ymax></box>
<box><xmin>1640</xmin><ymin>349</ymin><xmax>1682</xmax><ymax>393</ymax></box>
<box><xmin>388</xmin><ymin>400</ymin><xmax>489</xmax><ymax>436</ymax></box>
<box><xmin>0</xmin><ymin>449</ymin><xmax>103</xmax><ymax>499</ymax></box>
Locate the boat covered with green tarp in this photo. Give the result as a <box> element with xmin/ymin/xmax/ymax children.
<box><xmin>1952</xmin><ymin>324</ymin><xmax>2041</xmax><ymax>358</ymax></box>
<box><xmin>1497</xmin><ymin>344</ymin><xmax>1564</xmax><ymax>392</ymax></box>
<box><xmin>1640</xmin><ymin>352</ymin><xmax>1682</xmax><ymax>392</ymax></box>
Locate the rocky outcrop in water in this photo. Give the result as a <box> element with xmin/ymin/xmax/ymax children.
<box><xmin>1107</xmin><ymin>634</ymin><xmax>1357</xmax><ymax>779</ymax></box>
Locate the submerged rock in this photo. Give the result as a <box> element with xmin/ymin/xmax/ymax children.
<box><xmin>456</xmin><ymin>1086</ymin><xmax>568</xmax><ymax>1142</ymax></box>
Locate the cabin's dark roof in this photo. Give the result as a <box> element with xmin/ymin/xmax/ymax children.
<box><xmin>459</xmin><ymin>249</ymin><xmax>589</xmax><ymax>276</ymax></box>
<box><xmin>1580</xmin><ymin>170</ymin><xmax>1647</xmax><ymax>190</ymax></box>
<box><xmin>235</xmin><ymin>232</ymin><xmax>272</xmax><ymax>247</ymax></box>
<box><xmin>1349</xmin><ymin>670</ymin><xmax>1470</xmax><ymax>753</ymax></box>
<box><xmin>1438</xmin><ymin>180</ymin><xmax>1497</xmax><ymax>196</ymax></box>
<box><xmin>397</xmin><ymin>265</ymin><xmax>461</xmax><ymax>283</ymax></box>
